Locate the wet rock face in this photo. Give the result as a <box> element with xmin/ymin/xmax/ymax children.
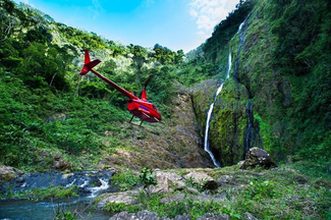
<box><xmin>191</xmin><ymin>79</ymin><xmax>218</xmax><ymax>137</ymax></box>
<box><xmin>100</xmin><ymin>90</ymin><xmax>213</xmax><ymax>170</ymax></box>
<box><xmin>240</xmin><ymin>147</ymin><xmax>276</xmax><ymax>169</ymax></box>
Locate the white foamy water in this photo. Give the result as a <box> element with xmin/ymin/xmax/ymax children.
<box><xmin>203</xmin><ymin>51</ymin><xmax>232</xmax><ymax>167</ymax></box>
<box><xmin>79</xmin><ymin>180</ymin><xmax>89</xmax><ymax>188</ymax></box>
<box><xmin>226</xmin><ymin>52</ymin><xmax>232</xmax><ymax>79</ymax></box>
<box><xmin>65</xmin><ymin>179</ymin><xmax>76</xmax><ymax>188</ymax></box>
<box><xmin>238</xmin><ymin>22</ymin><xmax>245</xmax><ymax>32</ymax></box>
<box><xmin>204</xmin><ymin>102</ymin><xmax>221</xmax><ymax>167</ymax></box>
<box><xmin>87</xmin><ymin>178</ymin><xmax>109</xmax><ymax>198</ymax></box>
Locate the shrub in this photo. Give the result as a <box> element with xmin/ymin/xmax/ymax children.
<box><xmin>112</xmin><ymin>169</ymin><xmax>141</xmax><ymax>191</ymax></box>
<box><xmin>139</xmin><ymin>168</ymin><xmax>157</xmax><ymax>188</ymax></box>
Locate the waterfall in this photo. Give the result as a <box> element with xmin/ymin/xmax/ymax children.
<box><xmin>238</xmin><ymin>22</ymin><xmax>245</xmax><ymax>32</ymax></box>
<box><xmin>226</xmin><ymin>52</ymin><xmax>232</xmax><ymax>80</ymax></box>
<box><xmin>204</xmin><ymin>102</ymin><xmax>220</xmax><ymax>167</ymax></box>
<box><xmin>203</xmin><ymin>20</ymin><xmax>247</xmax><ymax>167</ymax></box>
<box><xmin>203</xmin><ymin>51</ymin><xmax>232</xmax><ymax>167</ymax></box>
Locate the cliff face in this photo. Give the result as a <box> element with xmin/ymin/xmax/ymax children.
<box><xmin>98</xmin><ymin>90</ymin><xmax>213</xmax><ymax>170</ymax></box>
<box><xmin>193</xmin><ymin>0</ymin><xmax>331</xmax><ymax>165</ymax></box>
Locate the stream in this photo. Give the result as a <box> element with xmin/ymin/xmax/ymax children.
<box><xmin>0</xmin><ymin>170</ymin><xmax>114</xmax><ymax>220</ymax></box>
<box><xmin>0</xmin><ymin>198</ymin><xmax>109</xmax><ymax>220</ymax></box>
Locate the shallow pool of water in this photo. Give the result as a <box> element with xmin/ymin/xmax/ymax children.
<box><xmin>0</xmin><ymin>197</ymin><xmax>110</xmax><ymax>220</ymax></box>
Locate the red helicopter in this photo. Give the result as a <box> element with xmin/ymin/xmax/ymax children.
<box><xmin>80</xmin><ymin>50</ymin><xmax>161</xmax><ymax>124</ymax></box>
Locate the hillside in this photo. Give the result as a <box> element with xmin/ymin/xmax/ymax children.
<box><xmin>0</xmin><ymin>0</ymin><xmax>330</xmax><ymax>219</ymax></box>
<box><xmin>0</xmin><ymin>0</ymin><xmax>210</xmax><ymax>172</ymax></box>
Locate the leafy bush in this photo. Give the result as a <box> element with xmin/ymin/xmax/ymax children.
<box><xmin>104</xmin><ymin>202</ymin><xmax>139</xmax><ymax>214</ymax></box>
<box><xmin>139</xmin><ymin>168</ymin><xmax>157</xmax><ymax>188</ymax></box>
<box><xmin>54</xmin><ymin>206</ymin><xmax>77</xmax><ymax>220</ymax></box>
<box><xmin>112</xmin><ymin>169</ymin><xmax>141</xmax><ymax>191</ymax></box>
<box><xmin>244</xmin><ymin>180</ymin><xmax>276</xmax><ymax>201</ymax></box>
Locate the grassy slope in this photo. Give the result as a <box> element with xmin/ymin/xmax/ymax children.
<box><xmin>102</xmin><ymin>162</ymin><xmax>330</xmax><ymax>219</ymax></box>
<box><xmin>0</xmin><ymin>71</ymin><xmax>129</xmax><ymax>171</ymax></box>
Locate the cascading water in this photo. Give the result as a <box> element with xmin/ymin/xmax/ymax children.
<box><xmin>0</xmin><ymin>171</ymin><xmax>113</xmax><ymax>220</ymax></box>
<box><xmin>88</xmin><ymin>178</ymin><xmax>110</xmax><ymax>198</ymax></box>
<box><xmin>204</xmin><ymin>102</ymin><xmax>220</xmax><ymax>167</ymax></box>
<box><xmin>203</xmin><ymin>20</ymin><xmax>247</xmax><ymax>167</ymax></box>
<box><xmin>204</xmin><ymin>51</ymin><xmax>232</xmax><ymax>167</ymax></box>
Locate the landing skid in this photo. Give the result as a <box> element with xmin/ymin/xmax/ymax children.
<box><xmin>129</xmin><ymin>115</ymin><xmax>143</xmax><ymax>126</ymax></box>
<box><xmin>129</xmin><ymin>115</ymin><xmax>134</xmax><ymax>123</ymax></box>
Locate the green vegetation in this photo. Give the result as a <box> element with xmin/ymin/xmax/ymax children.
<box><xmin>104</xmin><ymin>191</ymin><xmax>241</xmax><ymax>220</ymax></box>
<box><xmin>104</xmin><ymin>202</ymin><xmax>140</xmax><ymax>215</ymax></box>
<box><xmin>135</xmin><ymin>193</ymin><xmax>241</xmax><ymax>220</ymax></box>
<box><xmin>189</xmin><ymin>0</ymin><xmax>331</xmax><ymax>166</ymax></box>
<box><xmin>103</xmin><ymin>163</ymin><xmax>330</xmax><ymax>219</ymax></box>
<box><xmin>111</xmin><ymin>168</ymin><xmax>157</xmax><ymax>191</ymax></box>
<box><xmin>0</xmin><ymin>0</ymin><xmax>184</xmax><ymax>171</ymax></box>
<box><xmin>112</xmin><ymin>169</ymin><xmax>140</xmax><ymax>191</ymax></box>
<box><xmin>54</xmin><ymin>211</ymin><xmax>77</xmax><ymax>220</ymax></box>
<box><xmin>139</xmin><ymin>167</ymin><xmax>157</xmax><ymax>188</ymax></box>
<box><xmin>203</xmin><ymin>0</ymin><xmax>254</xmax><ymax>63</ymax></box>
<box><xmin>1</xmin><ymin>0</ymin><xmax>328</xmax><ymax>171</ymax></box>
<box><xmin>248</xmin><ymin>0</ymin><xmax>331</xmax><ymax>162</ymax></box>
<box><xmin>0</xmin><ymin>186</ymin><xmax>78</xmax><ymax>201</ymax></box>
<box><xmin>54</xmin><ymin>206</ymin><xmax>77</xmax><ymax>220</ymax></box>
<box><xmin>0</xmin><ymin>0</ymin><xmax>330</xmax><ymax>218</ymax></box>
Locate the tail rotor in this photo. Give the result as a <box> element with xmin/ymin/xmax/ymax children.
<box><xmin>80</xmin><ymin>50</ymin><xmax>101</xmax><ymax>75</ymax></box>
